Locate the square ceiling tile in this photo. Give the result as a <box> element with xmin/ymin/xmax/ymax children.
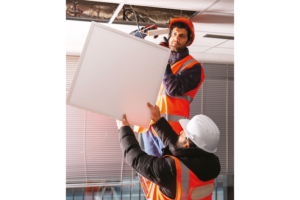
<box><xmin>188</xmin><ymin>46</ymin><xmax>212</xmax><ymax>53</ymax></box>
<box><xmin>192</xmin><ymin>13</ymin><xmax>234</xmax><ymax>34</ymax></box>
<box><xmin>193</xmin><ymin>36</ymin><xmax>227</xmax><ymax>47</ymax></box>
<box><xmin>216</xmin><ymin>40</ymin><xmax>234</xmax><ymax>48</ymax></box>
<box><xmin>66</xmin><ymin>36</ymin><xmax>86</xmax><ymax>46</ymax></box>
<box><xmin>204</xmin><ymin>47</ymin><xmax>234</xmax><ymax>54</ymax></box>
<box><xmin>206</xmin><ymin>0</ymin><xmax>234</xmax><ymax>14</ymax></box>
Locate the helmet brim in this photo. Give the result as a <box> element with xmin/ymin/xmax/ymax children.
<box><xmin>179</xmin><ymin>119</ymin><xmax>191</xmax><ymax>137</ymax></box>
<box><xmin>180</xmin><ymin>116</ymin><xmax>219</xmax><ymax>153</ymax></box>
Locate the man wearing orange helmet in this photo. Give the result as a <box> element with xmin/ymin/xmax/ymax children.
<box><xmin>133</xmin><ymin>17</ymin><xmax>205</xmax><ymax>158</ymax></box>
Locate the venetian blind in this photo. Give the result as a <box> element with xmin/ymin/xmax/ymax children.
<box><xmin>66</xmin><ymin>55</ymin><xmax>130</xmax><ymax>183</ymax></box>
<box><xmin>190</xmin><ymin>63</ymin><xmax>234</xmax><ymax>174</ymax></box>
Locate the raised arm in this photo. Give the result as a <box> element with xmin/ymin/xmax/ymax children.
<box><xmin>147</xmin><ymin>103</ymin><xmax>178</xmax><ymax>147</ymax></box>
<box><xmin>163</xmin><ymin>63</ymin><xmax>202</xmax><ymax>96</ymax></box>
<box><xmin>116</xmin><ymin>114</ymin><xmax>177</xmax><ymax>189</ymax></box>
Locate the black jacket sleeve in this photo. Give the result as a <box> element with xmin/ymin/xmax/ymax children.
<box><xmin>118</xmin><ymin>126</ymin><xmax>177</xmax><ymax>189</ymax></box>
<box><xmin>163</xmin><ymin>63</ymin><xmax>202</xmax><ymax>96</ymax></box>
<box><xmin>151</xmin><ymin>117</ymin><xmax>178</xmax><ymax>147</ymax></box>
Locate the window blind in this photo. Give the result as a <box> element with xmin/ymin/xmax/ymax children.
<box><xmin>190</xmin><ymin>63</ymin><xmax>234</xmax><ymax>174</ymax></box>
<box><xmin>66</xmin><ymin>56</ymin><xmax>126</xmax><ymax>183</ymax></box>
<box><xmin>227</xmin><ymin>64</ymin><xmax>234</xmax><ymax>174</ymax></box>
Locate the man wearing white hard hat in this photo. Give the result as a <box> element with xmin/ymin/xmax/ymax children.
<box><xmin>116</xmin><ymin>103</ymin><xmax>220</xmax><ymax>200</ymax></box>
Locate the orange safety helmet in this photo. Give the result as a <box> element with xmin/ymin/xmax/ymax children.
<box><xmin>169</xmin><ymin>17</ymin><xmax>195</xmax><ymax>46</ymax></box>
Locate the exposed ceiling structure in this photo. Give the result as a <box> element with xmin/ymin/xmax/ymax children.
<box><xmin>66</xmin><ymin>0</ymin><xmax>196</xmax><ymax>26</ymax></box>
<box><xmin>66</xmin><ymin>0</ymin><xmax>234</xmax><ymax>63</ymax></box>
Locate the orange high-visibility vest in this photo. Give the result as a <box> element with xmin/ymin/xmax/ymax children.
<box><xmin>139</xmin><ymin>155</ymin><xmax>215</xmax><ymax>200</ymax></box>
<box><xmin>134</xmin><ymin>55</ymin><xmax>205</xmax><ymax>135</ymax></box>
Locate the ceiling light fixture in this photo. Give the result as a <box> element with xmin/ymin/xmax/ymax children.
<box><xmin>203</xmin><ymin>34</ymin><xmax>234</xmax><ymax>40</ymax></box>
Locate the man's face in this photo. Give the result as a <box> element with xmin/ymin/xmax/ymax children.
<box><xmin>175</xmin><ymin>130</ymin><xmax>188</xmax><ymax>148</ymax></box>
<box><xmin>168</xmin><ymin>27</ymin><xmax>191</xmax><ymax>52</ymax></box>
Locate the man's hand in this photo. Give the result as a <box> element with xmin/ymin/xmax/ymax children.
<box><xmin>147</xmin><ymin>103</ymin><xmax>161</xmax><ymax>124</ymax></box>
<box><xmin>129</xmin><ymin>29</ymin><xmax>147</xmax><ymax>39</ymax></box>
<box><xmin>116</xmin><ymin>114</ymin><xmax>130</xmax><ymax>130</ymax></box>
<box><xmin>129</xmin><ymin>25</ymin><xmax>157</xmax><ymax>39</ymax></box>
<box><xmin>159</xmin><ymin>36</ymin><xmax>169</xmax><ymax>48</ymax></box>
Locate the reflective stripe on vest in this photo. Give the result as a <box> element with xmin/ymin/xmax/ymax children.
<box><xmin>179</xmin><ymin>160</ymin><xmax>189</xmax><ymax>200</ymax></box>
<box><xmin>190</xmin><ymin>184</ymin><xmax>215</xmax><ymax>200</ymax></box>
<box><xmin>160</xmin><ymin>113</ymin><xmax>188</xmax><ymax>122</ymax></box>
<box><xmin>161</xmin><ymin>89</ymin><xmax>193</xmax><ymax>103</ymax></box>
<box><xmin>159</xmin><ymin>58</ymin><xmax>197</xmax><ymax>104</ymax></box>
<box><xmin>177</xmin><ymin>59</ymin><xmax>197</xmax><ymax>75</ymax></box>
<box><xmin>148</xmin><ymin>182</ymin><xmax>155</xmax><ymax>200</ymax></box>
<box><xmin>139</xmin><ymin>156</ymin><xmax>214</xmax><ymax>200</ymax></box>
<box><xmin>178</xmin><ymin>159</ymin><xmax>214</xmax><ymax>200</ymax></box>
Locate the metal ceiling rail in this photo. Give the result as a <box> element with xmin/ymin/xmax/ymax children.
<box><xmin>66</xmin><ymin>181</ymin><xmax>137</xmax><ymax>188</ymax></box>
<box><xmin>108</xmin><ymin>0</ymin><xmax>127</xmax><ymax>24</ymax></box>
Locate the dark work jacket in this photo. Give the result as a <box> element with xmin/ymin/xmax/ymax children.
<box><xmin>118</xmin><ymin>117</ymin><xmax>221</xmax><ymax>199</ymax></box>
<box><xmin>163</xmin><ymin>48</ymin><xmax>202</xmax><ymax>97</ymax></box>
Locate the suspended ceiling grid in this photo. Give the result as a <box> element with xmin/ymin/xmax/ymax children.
<box><xmin>66</xmin><ymin>0</ymin><xmax>234</xmax><ymax>63</ymax></box>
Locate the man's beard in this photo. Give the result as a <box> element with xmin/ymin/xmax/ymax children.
<box><xmin>171</xmin><ymin>46</ymin><xmax>185</xmax><ymax>52</ymax></box>
<box><xmin>170</xmin><ymin>41</ymin><xmax>187</xmax><ymax>52</ymax></box>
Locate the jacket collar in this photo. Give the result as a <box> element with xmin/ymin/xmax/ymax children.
<box><xmin>167</xmin><ymin>144</ymin><xmax>212</xmax><ymax>158</ymax></box>
<box><xmin>169</xmin><ymin>48</ymin><xmax>189</xmax><ymax>67</ymax></box>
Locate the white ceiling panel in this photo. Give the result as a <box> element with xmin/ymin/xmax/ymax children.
<box><xmin>66</xmin><ymin>37</ymin><xmax>86</xmax><ymax>46</ymax></box>
<box><xmin>67</xmin><ymin>22</ymin><xmax>171</xmax><ymax>128</ymax></box>
<box><xmin>191</xmin><ymin>13</ymin><xmax>234</xmax><ymax>34</ymax></box>
<box><xmin>188</xmin><ymin>46</ymin><xmax>212</xmax><ymax>53</ymax></box>
<box><xmin>66</xmin><ymin>20</ymin><xmax>90</xmax><ymax>37</ymax></box>
<box><xmin>66</xmin><ymin>44</ymin><xmax>84</xmax><ymax>56</ymax></box>
<box><xmin>192</xmin><ymin>34</ymin><xmax>227</xmax><ymax>47</ymax></box>
<box><xmin>206</xmin><ymin>0</ymin><xmax>234</xmax><ymax>14</ymax></box>
<box><xmin>204</xmin><ymin>47</ymin><xmax>234</xmax><ymax>54</ymax></box>
<box><xmin>191</xmin><ymin>52</ymin><xmax>234</xmax><ymax>64</ymax></box>
<box><xmin>216</xmin><ymin>40</ymin><xmax>234</xmax><ymax>48</ymax></box>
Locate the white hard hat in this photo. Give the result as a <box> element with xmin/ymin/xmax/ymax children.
<box><xmin>179</xmin><ymin>115</ymin><xmax>220</xmax><ymax>153</ymax></box>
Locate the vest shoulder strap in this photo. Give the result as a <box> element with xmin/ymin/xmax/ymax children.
<box><xmin>163</xmin><ymin>155</ymin><xmax>215</xmax><ymax>200</ymax></box>
<box><xmin>163</xmin><ymin>155</ymin><xmax>189</xmax><ymax>200</ymax></box>
<box><xmin>176</xmin><ymin>57</ymin><xmax>199</xmax><ymax>75</ymax></box>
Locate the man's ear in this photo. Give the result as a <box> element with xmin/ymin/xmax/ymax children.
<box><xmin>186</xmin><ymin>40</ymin><xmax>191</xmax><ymax>46</ymax></box>
<box><xmin>184</xmin><ymin>143</ymin><xmax>190</xmax><ymax>148</ymax></box>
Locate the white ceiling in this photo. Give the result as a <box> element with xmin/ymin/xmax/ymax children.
<box><xmin>67</xmin><ymin>0</ymin><xmax>234</xmax><ymax>63</ymax></box>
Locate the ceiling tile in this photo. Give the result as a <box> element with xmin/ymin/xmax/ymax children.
<box><xmin>66</xmin><ymin>37</ymin><xmax>86</xmax><ymax>46</ymax></box>
<box><xmin>193</xmin><ymin>34</ymin><xmax>227</xmax><ymax>47</ymax></box>
<box><xmin>216</xmin><ymin>40</ymin><xmax>234</xmax><ymax>48</ymax></box>
<box><xmin>206</xmin><ymin>0</ymin><xmax>234</xmax><ymax>14</ymax></box>
<box><xmin>188</xmin><ymin>52</ymin><xmax>234</xmax><ymax>63</ymax></box>
<box><xmin>66</xmin><ymin>44</ymin><xmax>84</xmax><ymax>56</ymax></box>
<box><xmin>191</xmin><ymin>13</ymin><xmax>234</xmax><ymax>34</ymax></box>
<box><xmin>66</xmin><ymin>20</ymin><xmax>91</xmax><ymax>38</ymax></box>
<box><xmin>204</xmin><ymin>47</ymin><xmax>234</xmax><ymax>54</ymax></box>
<box><xmin>188</xmin><ymin>46</ymin><xmax>212</xmax><ymax>53</ymax></box>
